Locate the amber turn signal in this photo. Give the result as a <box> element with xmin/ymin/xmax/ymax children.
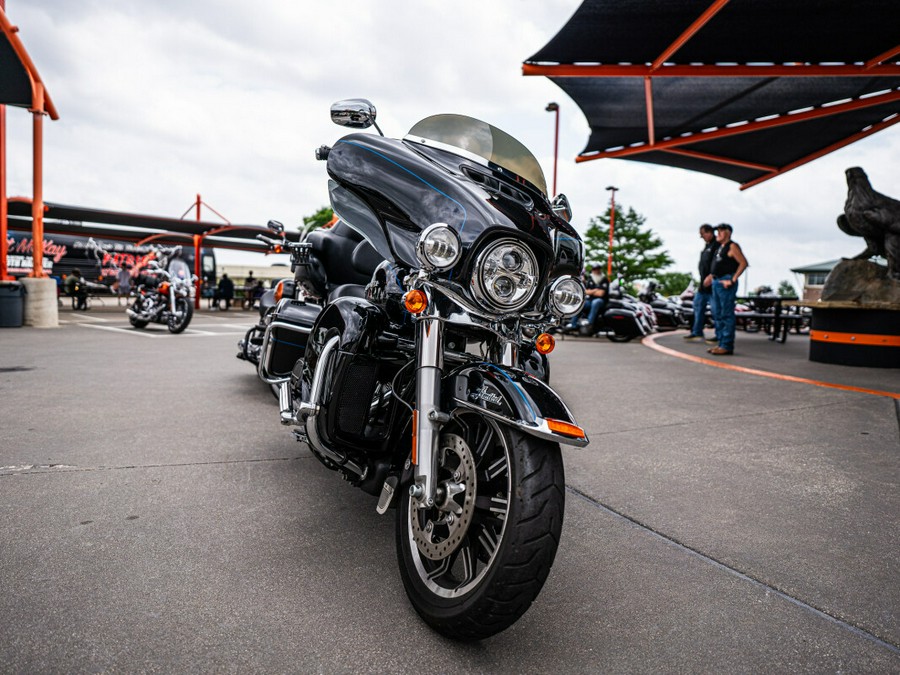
<box><xmin>404</xmin><ymin>289</ymin><xmax>428</xmax><ymax>315</ymax></box>
<box><xmin>274</xmin><ymin>280</ymin><xmax>284</xmax><ymax>303</ymax></box>
<box><xmin>535</xmin><ymin>332</ymin><xmax>555</xmax><ymax>354</ymax></box>
<box><xmin>546</xmin><ymin>418</ymin><xmax>586</xmax><ymax>439</ymax></box>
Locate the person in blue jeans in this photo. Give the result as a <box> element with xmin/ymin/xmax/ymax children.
<box><xmin>708</xmin><ymin>223</ymin><xmax>748</xmax><ymax>355</ymax></box>
<box><xmin>684</xmin><ymin>224</ymin><xmax>718</xmax><ymax>341</ymax></box>
<box><xmin>564</xmin><ymin>264</ymin><xmax>609</xmax><ymax>334</ymax></box>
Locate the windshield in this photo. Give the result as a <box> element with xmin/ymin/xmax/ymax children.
<box><xmin>168</xmin><ymin>258</ymin><xmax>192</xmax><ymax>281</ymax></box>
<box><xmin>405</xmin><ymin>114</ymin><xmax>548</xmax><ymax>197</ymax></box>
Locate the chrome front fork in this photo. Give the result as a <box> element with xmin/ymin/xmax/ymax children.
<box><xmin>410</xmin><ymin>299</ymin><xmax>444</xmax><ymax>507</ymax></box>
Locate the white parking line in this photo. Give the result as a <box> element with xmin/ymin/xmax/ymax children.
<box><xmin>66</xmin><ymin>313</ymin><xmax>111</xmax><ymax>323</ymax></box>
<box><xmin>80</xmin><ymin>323</ymin><xmax>160</xmax><ymax>337</ymax></box>
<box><xmin>78</xmin><ymin>323</ymin><xmax>247</xmax><ymax>338</ymax></box>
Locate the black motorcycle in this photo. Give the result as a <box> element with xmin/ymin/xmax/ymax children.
<box><xmin>127</xmin><ymin>259</ymin><xmax>195</xmax><ymax>333</ymax></box>
<box><xmin>638</xmin><ymin>279</ymin><xmax>690</xmax><ymax>331</ymax></box>
<box><xmin>252</xmin><ymin>99</ymin><xmax>589</xmax><ymax>640</ymax></box>
<box><xmin>567</xmin><ymin>279</ymin><xmax>656</xmax><ymax>342</ymax></box>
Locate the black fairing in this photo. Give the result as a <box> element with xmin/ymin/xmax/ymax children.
<box><xmin>326</xmin><ymin>133</ymin><xmax>582</xmax><ymax>279</ymax></box>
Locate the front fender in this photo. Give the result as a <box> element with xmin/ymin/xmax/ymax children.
<box><xmin>445</xmin><ymin>364</ymin><xmax>588</xmax><ymax>447</ymax></box>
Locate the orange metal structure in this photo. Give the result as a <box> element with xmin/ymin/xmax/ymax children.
<box><xmin>0</xmin><ymin>4</ymin><xmax>59</xmax><ymax>280</ymax></box>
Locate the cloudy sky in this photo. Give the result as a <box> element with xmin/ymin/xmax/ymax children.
<box><xmin>5</xmin><ymin>0</ymin><xmax>899</xmax><ymax>289</ymax></box>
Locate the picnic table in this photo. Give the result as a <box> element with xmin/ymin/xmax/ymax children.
<box><xmin>735</xmin><ymin>296</ymin><xmax>809</xmax><ymax>343</ymax></box>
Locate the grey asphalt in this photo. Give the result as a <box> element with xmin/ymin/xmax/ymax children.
<box><xmin>1</xmin><ymin>306</ymin><xmax>898</xmax><ymax>673</ymax></box>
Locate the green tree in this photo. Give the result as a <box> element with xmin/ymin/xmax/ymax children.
<box><xmin>303</xmin><ymin>206</ymin><xmax>334</xmax><ymax>232</ymax></box>
<box><xmin>582</xmin><ymin>205</ymin><xmax>675</xmax><ymax>286</ymax></box>
<box><xmin>777</xmin><ymin>280</ymin><xmax>798</xmax><ymax>297</ymax></box>
<box><xmin>656</xmin><ymin>271</ymin><xmax>694</xmax><ymax>297</ymax></box>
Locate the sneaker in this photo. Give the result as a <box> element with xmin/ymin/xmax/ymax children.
<box><xmin>683</xmin><ymin>334</ymin><xmax>702</xmax><ymax>341</ymax></box>
<box><xmin>708</xmin><ymin>347</ymin><xmax>733</xmax><ymax>355</ymax></box>
<box><xmin>704</xmin><ymin>338</ymin><xmax>718</xmax><ymax>345</ymax></box>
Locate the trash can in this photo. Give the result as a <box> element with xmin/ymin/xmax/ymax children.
<box><xmin>0</xmin><ymin>280</ymin><xmax>25</xmax><ymax>327</ymax></box>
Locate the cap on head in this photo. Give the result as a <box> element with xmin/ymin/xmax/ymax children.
<box><xmin>590</xmin><ymin>263</ymin><xmax>603</xmax><ymax>272</ymax></box>
<box><xmin>716</xmin><ymin>223</ymin><xmax>733</xmax><ymax>233</ymax></box>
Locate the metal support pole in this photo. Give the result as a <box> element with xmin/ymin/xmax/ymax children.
<box><xmin>31</xmin><ymin>91</ymin><xmax>44</xmax><ymax>277</ymax></box>
<box><xmin>0</xmin><ymin>2</ymin><xmax>5</xmax><ymax>280</ymax></box>
<box><xmin>193</xmin><ymin>234</ymin><xmax>202</xmax><ymax>309</ymax></box>
<box><xmin>0</xmin><ymin>102</ymin><xmax>8</xmax><ymax>281</ymax></box>
<box><xmin>606</xmin><ymin>186</ymin><xmax>618</xmax><ymax>280</ymax></box>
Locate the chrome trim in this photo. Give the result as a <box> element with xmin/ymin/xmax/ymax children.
<box><xmin>452</xmin><ymin>399</ymin><xmax>589</xmax><ymax>448</ymax></box>
<box><xmin>500</xmin><ymin>341</ymin><xmax>518</xmax><ymax>368</ymax></box>
<box><xmin>414</xmin><ymin>292</ymin><xmax>443</xmax><ymax>506</ymax></box>
<box><xmin>469</xmin><ymin>238</ymin><xmax>539</xmax><ymax>313</ymax></box>
<box><xmin>415</xmin><ymin>223</ymin><xmax>461</xmax><ymax>271</ymax></box>
<box><xmin>298</xmin><ymin>334</ymin><xmax>340</xmax><ymax>420</ymax></box>
<box><xmin>296</xmin><ymin>335</ymin><xmax>368</xmax><ymax>479</ymax></box>
<box><xmin>548</xmin><ymin>275</ymin><xmax>586</xmax><ymax>318</ymax></box>
<box><xmin>257</xmin><ymin>319</ymin><xmax>311</xmax><ymax>385</ymax></box>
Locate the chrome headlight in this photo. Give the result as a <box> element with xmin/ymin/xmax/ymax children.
<box><xmin>416</xmin><ymin>223</ymin><xmax>461</xmax><ymax>271</ymax></box>
<box><xmin>548</xmin><ymin>275</ymin><xmax>585</xmax><ymax>317</ymax></box>
<box><xmin>470</xmin><ymin>238</ymin><xmax>539</xmax><ymax>312</ymax></box>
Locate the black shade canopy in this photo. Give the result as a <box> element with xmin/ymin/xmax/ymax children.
<box><xmin>0</xmin><ymin>8</ymin><xmax>58</xmax><ymax>117</ymax></box>
<box><xmin>524</xmin><ymin>0</ymin><xmax>900</xmax><ymax>188</ymax></box>
<box><xmin>7</xmin><ymin>200</ymin><xmax>292</xmax><ymax>252</ymax></box>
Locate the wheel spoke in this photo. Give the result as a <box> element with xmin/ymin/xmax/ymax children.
<box><xmin>425</xmin><ymin>556</ymin><xmax>450</xmax><ymax>582</ymax></box>
<box><xmin>477</xmin><ymin>524</ymin><xmax>500</xmax><ymax>560</ymax></box>
<box><xmin>455</xmin><ymin>540</ymin><xmax>477</xmax><ymax>588</ymax></box>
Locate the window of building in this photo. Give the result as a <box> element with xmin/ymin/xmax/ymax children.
<box><xmin>806</xmin><ymin>272</ymin><xmax>828</xmax><ymax>286</ymax></box>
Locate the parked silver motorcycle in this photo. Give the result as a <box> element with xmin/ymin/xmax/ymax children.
<box><xmin>127</xmin><ymin>259</ymin><xmax>195</xmax><ymax>333</ymax></box>
<box><xmin>255</xmin><ymin>100</ymin><xmax>589</xmax><ymax>640</ymax></box>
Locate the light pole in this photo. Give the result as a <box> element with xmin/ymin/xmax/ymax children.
<box><xmin>545</xmin><ymin>102</ymin><xmax>559</xmax><ymax>197</ymax></box>
<box><xmin>606</xmin><ymin>186</ymin><xmax>618</xmax><ymax>279</ymax></box>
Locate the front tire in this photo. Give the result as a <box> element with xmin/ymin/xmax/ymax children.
<box><xmin>396</xmin><ymin>413</ymin><xmax>564</xmax><ymax>641</ymax></box>
<box><xmin>167</xmin><ymin>298</ymin><xmax>193</xmax><ymax>334</ymax></box>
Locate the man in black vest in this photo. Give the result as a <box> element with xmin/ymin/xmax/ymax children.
<box><xmin>684</xmin><ymin>224</ymin><xmax>718</xmax><ymax>341</ymax></box>
<box><xmin>708</xmin><ymin>224</ymin><xmax>748</xmax><ymax>355</ymax></box>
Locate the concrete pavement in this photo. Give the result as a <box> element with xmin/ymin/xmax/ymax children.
<box><xmin>1</xmin><ymin>307</ymin><xmax>897</xmax><ymax>672</ymax></box>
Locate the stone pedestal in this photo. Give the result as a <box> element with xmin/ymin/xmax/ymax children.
<box><xmin>20</xmin><ymin>277</ymin><xmax>59</xmax><ymax>328</ymax></box>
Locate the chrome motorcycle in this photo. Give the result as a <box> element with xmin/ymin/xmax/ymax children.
<box><xmin>127</xmin><ymin>259</ymin><xmax>195</xmax><ymax>333</ymax></box>
<box><xmin>255</xmin><ymin>99</ymin><xmax>589</xmax><ymax>640</ymax></box>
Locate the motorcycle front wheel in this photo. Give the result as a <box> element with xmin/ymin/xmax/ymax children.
<box><xmin>167</xmin><ymin>298</ymin><xmax>193</xmax><ymax>334</ymax></box>
<box><xmin>396</xmin><ymin>412</ymin><xmax>564</xmax><ymax>641</ymax></box>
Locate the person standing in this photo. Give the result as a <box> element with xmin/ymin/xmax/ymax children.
<box><xmin>217</xmin><ymin>273</ymin><xmax>235</xmax><ymax>310</ymax></box>
<box><xmin>708</xmin><ymin>224</ymin><xmax>748</xmax><ymax>356</ymax></box>
<box><xmin>684</xmin><ymin>224</ymin><xmax>718</xmax><ymax>341</ymax></box>
<box><xmin>116</xmin><ymin>264</ymin><xmax>132</xmax><ymax>306</ymax></box>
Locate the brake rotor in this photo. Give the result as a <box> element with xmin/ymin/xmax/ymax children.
<box><xmin>410</xmin><ymin>433</ymin><xmax>476</xmax><ymax>561</ymax></box>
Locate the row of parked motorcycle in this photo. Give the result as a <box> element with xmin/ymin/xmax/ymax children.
<box><xmin>560</xmin><ymin>278</ymin><xmax>693</xmax><ymax>342</ymax></box>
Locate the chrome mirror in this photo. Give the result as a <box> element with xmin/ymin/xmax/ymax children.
<box><xmin>267</xmin><ymin>219</ymin><xmax>284</xmax><ymax>234</ymax></box>
<box><xmin>331</xmin><ymin>99</ymin><xmax>377</xmax><ymax>129</ymax></box>
<box><xmin>551</xmin><ymin>193</ymin><xmax>573</xmax><ymax>222</ymax></box>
